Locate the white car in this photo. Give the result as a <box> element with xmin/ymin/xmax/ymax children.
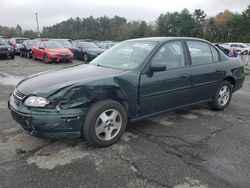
<box><xmin>221</xmin><ymin>43</ymin><xmax>250</xmax><ymax>55</ymax></box>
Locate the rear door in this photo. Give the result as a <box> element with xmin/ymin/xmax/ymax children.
<box><xmin>139</xmin><ymin>40</ymin><xmax>192</xmax><ymax>116</ymax></box>
<box><xmin>185</xmin><ymin>40</ymin><xmax>224</xmax><ymax>103</ymax></box>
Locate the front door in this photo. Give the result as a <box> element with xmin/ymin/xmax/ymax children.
<box><xmin>139</xmin><ymin>41</ymin><xmax>192</xmax><ymax>116</ymax></box>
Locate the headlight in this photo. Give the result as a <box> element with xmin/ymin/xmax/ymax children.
<box><xmin>24</xmin><ymin>96</ymin><xmax>50</xmax><ymax>107</ymax></box>
<box><xmin>8</xmin><ymin>47</ymin><xmax>12</xmax><ymax>51</ymax></box>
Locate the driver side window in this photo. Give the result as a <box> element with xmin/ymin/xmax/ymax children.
<box><xmin>151</xmin><ymin>41</ymin><xmax>185</xmax><ymax>69</ymax></box>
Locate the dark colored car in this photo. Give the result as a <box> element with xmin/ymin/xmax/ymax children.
<box><xmin>8</xmin><ymin>37</ymin><xmax>245</xmax><ymax>147</ymax></box>
<box><xmin>71</xmin><ymin>41</ymin><xmax>105</xmax><ymax>62</ymax></box>
<box><xmin>0</xmin><ymin>38</ymin><xmax>15</xmax><ymax>59</ymax></box>
<box><xmin>20</xmin><ymin>40</ymin><xmax>38</xmax><ymax>59</ymax></box>
<box><xmin>9</xmin><ymin>37</ymin><xmax>29</xmax><ymax>54</ymax></box>
<box><xmin>32</xmin><ymin>42</ymin><xmax>74</xmax><ymax>63</ymax></box>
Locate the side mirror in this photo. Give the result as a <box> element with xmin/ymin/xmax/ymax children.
<box><xmin>149</xmin><ymin>63</ymin><xmax>166</xmax><ymax>72</ymax></box>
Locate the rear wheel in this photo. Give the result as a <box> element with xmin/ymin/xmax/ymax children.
<box><xmin>27</xmin><ymin>52</ymin><xmax>32</xmax><ymax>59</ymax></box>
<box><xmin>83</xmin><ymin>100</ymin><xmax>127</xmax><ymax>147</ymax></box>
<box><xmin>209</xmin><ymin>80</ymin><xmax>232</xmax><ymax>111</ymax></box>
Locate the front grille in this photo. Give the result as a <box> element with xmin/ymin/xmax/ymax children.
<box><xmin>0</xmin><ymin>48</ymin><xmax>8</xmax><ymax>52</ymax></box>
<box><xmin>58</xmin><ymin>54</ymin><xmax>69</xmax><ymax>58</ymax></box>
<box><xmin>13</xmin><ymin>89</ymin><xmax>26</xmax><ymax>106</ymax></box>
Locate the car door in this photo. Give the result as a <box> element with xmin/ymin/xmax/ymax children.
<box><xmin>76</xmin><ymin>43</ymin><xmax>84</xmax><ymax>59</ymax></box>
<box><xmin>139</xmin><ymin>40</ymin><xmax>192</xmax><ymax>116</ymax></box>
<box><xmin>185</xmin><ymin>40</ymin><xmax>224</xmax><ymax>103</ymax></box>
<box><xmin>37</xmin><ymin>43</ymin><xmax>45</xmax><ymax>59</ymax></box>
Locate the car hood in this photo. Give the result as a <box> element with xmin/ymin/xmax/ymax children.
<box><xmin>16</xmin><ymin>64</ymin><xmax>123</xmax><ymax>96</ymax></box>
<box><xmin>0</xmin><ymin>44</ymin><xmax>11</xmax><ymax>48</ymax></box>
<box><xmin>46</xmin><ymin>48</ymin><xmax>71</xmax><ymax>54</ymax></box>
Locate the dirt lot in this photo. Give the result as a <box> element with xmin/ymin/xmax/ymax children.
<box><xmin>0</xmin><ymin>56</ymin><xmax>250</xmax><ymax>188</ymax></box>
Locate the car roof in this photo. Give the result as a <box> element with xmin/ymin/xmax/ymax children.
<box><xmin>127</xmin><ymin>37</ymin><xmax>210</xmax><ymax>43</ymax></box>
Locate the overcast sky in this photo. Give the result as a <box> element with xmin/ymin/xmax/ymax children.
<box><xmin>0</xmin><ymin>0</ymin><xmax>249</xmax><ymax>30</ymax></box>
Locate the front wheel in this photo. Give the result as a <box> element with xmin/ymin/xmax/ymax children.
<box><xmin>209</xmin><ymin>80</ymin><xmax>232</xmax><ymax>111</ymax></box>
<box><xmin>83</xmin><ymin>100</ymin><xmax>127</xmax><ymax>147</ymax></box>
<box><xmin>83</xmin><ymin>53</ymin><xmax>89</xmax><ymax>63</ymax></box>
<box><xmin>43</xmin><ymin>54</ymin><xmax>49</xmax><ymax>64</ymax></box>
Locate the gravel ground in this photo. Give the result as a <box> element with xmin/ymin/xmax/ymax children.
<box><xmin>0</xmin><ymin>56</ymin><xmax>250</xmax><ymax>188</ymax></box>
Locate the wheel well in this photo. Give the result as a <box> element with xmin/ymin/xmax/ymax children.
<box><xmin>224</xmin><ymin>77</ymin><xmax>235</xmax><ymax>86</ymax></box>
<box><xmin>90</xmin><ymin>97</ymin><xmax>128</xmax><ymax>113</ymax></box>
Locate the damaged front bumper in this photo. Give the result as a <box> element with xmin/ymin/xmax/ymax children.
<box><xmin>8</xmin><ymin>97</ymin><xmax>87</xmax><ymax>139</ymax></box>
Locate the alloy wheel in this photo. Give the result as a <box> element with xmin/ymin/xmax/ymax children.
<box><xmin>218</xmin><ymin>85</ymin><xmax>230</xmax><ymax>106</ymax></box>
<box><xmin>95</xmin><ymin>109</ymin><xmax>122</xmax><ymax>141</ymax></box>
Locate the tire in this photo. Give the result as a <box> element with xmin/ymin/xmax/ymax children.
<box><xmin>10</xmin><ymin>54</ymin><xmax>15</xmax><ymax>59</ymax></box>
<box><xmin>209</xmin><ymin>80</ymin><xmax>232</xmax><ymax>111</ymax></box>
<box><xmin>83</xmin><ymin>53</ymin><xmax>89</xmax><ymax>63</ymax></box>
<box><xmin>27</xmin><ymin>52</ymin><xmax>31</xmax><ymax>59</ymax></box>
<box><xmin>20</xmin><ymin>51</ymin><xmax>23</xmax><ymax>57</ymax></box>
<box><xmin>43</xmin><ymin>54</ymin><xmax>48</xmax><ymax>64</ymax></box>
<box><xmin>83</xmin><ymin>100</ymin><xmax>127</xmax><ymax>147</ymax></box>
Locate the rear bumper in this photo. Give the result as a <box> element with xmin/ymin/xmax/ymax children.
<box><xmin>233</xmin><ymin>75</ymin><xmax>245</xmax><ymax>92</ymax></box>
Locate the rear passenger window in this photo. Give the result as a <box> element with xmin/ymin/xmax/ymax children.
<box><xmin>187</xmin><ymin>41</ymin><xmax>213</xmax><ymax>65</ymax></box>
<box><xmin>210</xmin><ymin>46</ymin><xmax>219</xmax><ymax>62</ymax></box>
<box><xmin>151</xmin><ymin>41</ymin><xmax>185</xmax><ymax>69</ymax></box>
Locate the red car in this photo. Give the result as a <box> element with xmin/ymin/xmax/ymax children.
<box><xmin>32</xmin><ymin>42</ymin><xmax>74</xmax><ymax>63</ymax></box>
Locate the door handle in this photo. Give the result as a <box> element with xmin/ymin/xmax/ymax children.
<box><xmin>180</xmin><ymin>73</ymin><xmax>190</xmax><ymax>78</ymax></box>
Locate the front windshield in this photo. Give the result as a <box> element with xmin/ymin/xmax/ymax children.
<box><xmin>79</xmin><ymin>42</ymin><xmax>99</xmax><ymax>49</ymax></box>
<box><xmin>0</xmin><ymin>38</ymin><xmax>8</xmax><ymax>45</ymax></box>
<box><xmin>241</xmin><ymin>44</ymin><xmax>248</xmax><ymax>48</ymax></box>
<box><xmin>44</xmin><ymin>42</ymin><xmax>63</xmax><ymax>49</ymax></box>
<box><xmin>90</xmin><ymin>41</ymin><xmax>157</xmax><ymax>70</ymax></box>
<box><xmin>16</xmin><ymin>39</ymin><xmax>28</xmax><ymax>44</ymax></box>
<box><xmin>53</xmin><ymin>40</ymin><xmax>72</xmax><ymax>47</ymax></box>
<box><xmin>27</xmin><ymin>40</ymin><xmax>38</xmax><ymax>46</ymax></box>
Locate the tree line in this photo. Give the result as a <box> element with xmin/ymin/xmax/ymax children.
<box><xmin>1</xmin><ymin>4</ymin><xmax>250</xmax><ymax>42</ymax></box>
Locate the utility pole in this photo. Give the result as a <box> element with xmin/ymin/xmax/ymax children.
<box><xmin>35</xmin><ymin>13</ymin><xmax>40</xmax><ymax>37</ymax></box>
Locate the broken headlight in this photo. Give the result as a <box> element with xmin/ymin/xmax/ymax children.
<box><xmin>24</xmin><ymin>96</ymin><xmax>50</xmax><ymax>107</ymax></box>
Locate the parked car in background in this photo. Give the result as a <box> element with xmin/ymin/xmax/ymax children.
<box><xmin>32</xmin><ymin>42</ymin><xmax>74</xmax><ymax>63</ymax></box>
<box><xmin>0</xmin><ymin>38</ymin><xmax>15</xmax><ymax>59</ymax></box>
<box><xmin>9</xmin><ymin>37</ymin><xmax>29</xmax><ymax>54</ymax></box>
<box><xmin>98</xmin><ymin>41</ymin><xmax>117</xmax><ymax>49</ymax></box>
<box><xmin>72</xmin><ymin>41</ymin><xmax>105</xmax><ymax>62</ymax></box>
<box><xmin>19</xmin><ymin>40</ymin><xmax>38</xmax><ymax>59</ymax></box>
<box><xmin>34</xmin><ymin>38</ymin><xmax>50</xmax><ymax>42</ymax></box>
<box><xmin>8</xmin><ymin>37</ymin><xmax>245</xmax><ymax>147</ymax></box>
<box><xmin>221</xmin><ymin>43</ymin><xmax>250</xmax><ymax>55</ymax></box>
<box><xmin>49</xmin><ymin>39</ymin><xmax>73</xmax><ymax>48</ymax></box>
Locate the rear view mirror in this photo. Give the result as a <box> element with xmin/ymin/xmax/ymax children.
<box><xmin>150</xmin><ymin>63</ymin><xmax>166</xmax><ymax>72</ymax></box>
